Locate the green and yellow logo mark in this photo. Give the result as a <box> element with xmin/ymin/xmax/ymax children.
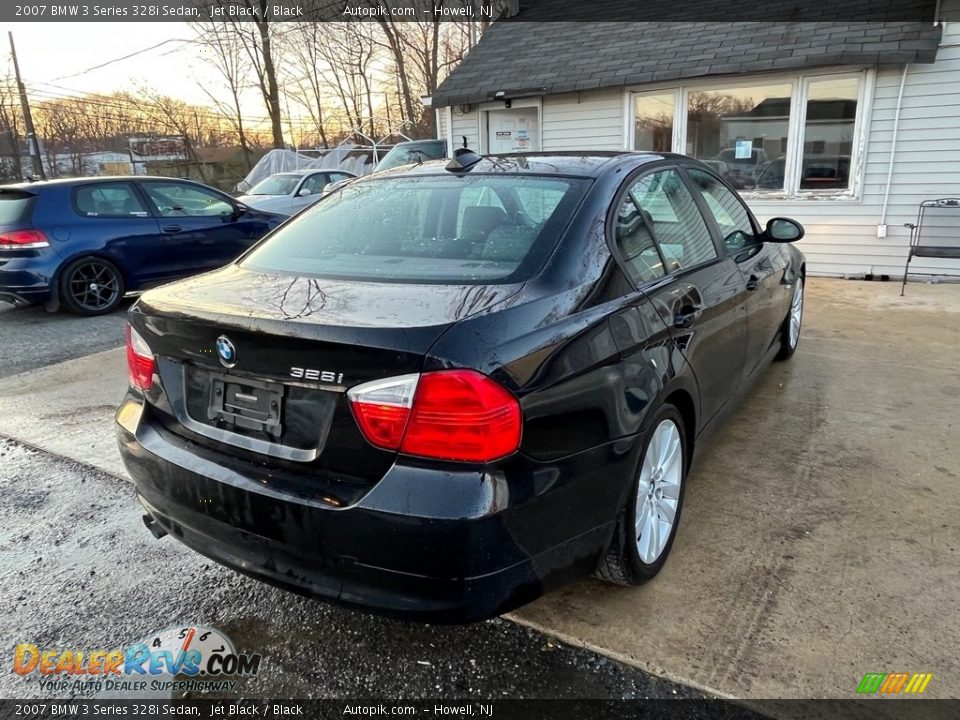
<box><xmin>856</xmin><ymin>672</ymin><xmax>933</xmax><ymax>694</ymax></box>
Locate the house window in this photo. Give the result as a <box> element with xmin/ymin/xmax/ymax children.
<box><xmin>799</xmin><ymin>77</ymin><xmax>860</xmax><ymax>190</ymax></box>
<box><xmin>629</xmin><ymin>72</ymin><xmax>867</xmax><ymax>196</ymax></box>
<box><xmin>633</xmin><ymin>92</ymin><xmax>675</xmax><ymax>152</ymax></box>
<box><xmin>685</xmin><ymin>82</ymin><xmax>793</xmax><ymax>191</ymax></box>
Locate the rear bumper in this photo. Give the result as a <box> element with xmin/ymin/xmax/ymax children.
<box><xmin>0</xmin><ymin>253</ymin><xmax>56</xmax><ymax>305</ymax></box>
<box><xmin>116</xmin><ymin>395</ymin><xmax>627</xmax><ymax>622</ymax></box>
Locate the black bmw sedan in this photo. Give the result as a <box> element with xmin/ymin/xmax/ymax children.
<box><xmin>116</xmin><ymin>151</ymin><xmax>805</xmax><ymax>622</ymax></box>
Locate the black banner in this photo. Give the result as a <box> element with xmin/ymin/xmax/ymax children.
<box><xmin>1</xmin><ymin>0</ymin><xmax>943</xmax><ymax>23</ymax></box>
<box><xmin>2</xmin><ymin>700</ymin><xmax>960</xmax><ymax>720</ymax></box>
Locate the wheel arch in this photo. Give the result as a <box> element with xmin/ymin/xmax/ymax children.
<box><xmin>662</xmin><ymin>387</ymin><xmax>696</xmax><ymax>467</ymax></box>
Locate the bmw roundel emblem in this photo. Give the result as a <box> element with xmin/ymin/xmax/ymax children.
<box><xmin>216</xmin><ymin>335</ymin><xmax>236</xmax><ymax>368</ymax></box>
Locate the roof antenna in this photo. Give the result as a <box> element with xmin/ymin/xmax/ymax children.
<box><xmin>446</xmin><ymin>137</ymin><xmax>482</xmax><ymax>172</ymax></box>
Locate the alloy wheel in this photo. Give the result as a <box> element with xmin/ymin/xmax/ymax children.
<box><xmin>67</xmin><ymin>260</ymin><xmax>121</xmax><ymax>312</ymax></box>
<box><xmin>635</xmin><ymin>419</ymin><xmax>683</xmax><ymax>564</ymax></box>
<box><xmin>789</xmin><ymin>279</ymin><xmax>804</xmax><ymax>348</ymax></box>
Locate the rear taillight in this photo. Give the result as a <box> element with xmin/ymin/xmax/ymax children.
<box><xmin>347</xmin><ymin>370</ymin><xmax>521</xmax><ymax>463</ymax></box>
<box><xmin>125</xmin><ymin>324</ymin><xmax>155</xmax><ymax>391</ymax></box>
<box><xmin>0</xmin><ymin>229</ymin><xmax>48</xmax><ymax>249</ymax></box>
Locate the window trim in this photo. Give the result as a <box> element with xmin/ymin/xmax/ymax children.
<box><xmin>70</xmin><ymin>181</ymin><xmax>152</xmax><ymax>220</ymax></box>
<box><xmin>625</xmin><ymin>67</ymin><xmax>875</xmax><ymax>201</ymax></box>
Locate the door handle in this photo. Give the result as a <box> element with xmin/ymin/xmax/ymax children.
<box><xmin>161</xmin><ymin>225</ymin><xmax>182</xmax><ymax>234</ymax></box>
<box><xmin>673</xmin><ymin>306</ymin><xmax>702</xmax><ymax>329</ymax></box>
<box><xmin>746</xmin><ymin>275</ymin><xmax>759</xmax><ymax>291</ymax></box>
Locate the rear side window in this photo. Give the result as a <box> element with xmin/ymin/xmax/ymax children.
<box><xmin>0</xmin><ymin>190</ymin><xmax>36</xmax><ymax>224</ymax></box>
<box><xmin>613</xmin><ymin>196</ymin><xmax>665</xmax><ymax>284</ymax></box>
<box><xmin>74</xmin><ymin>183</ymin><xmax>149</xmax><ymax>218</ymax></box>
<box><xmin>241</xmin><ymin>175</ymin><xmax>587</xmax><ymax>284</ymax></box>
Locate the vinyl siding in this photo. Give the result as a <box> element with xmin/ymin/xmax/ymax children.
<box><xmin>541</xmin><ymin>89</ymin><xmax>625</xmax><ymax>151</ymax></box>
<box><xmin>451</xmin><ymin>112</ymin><xmax>480</xmax><ymax>152</ymax></box>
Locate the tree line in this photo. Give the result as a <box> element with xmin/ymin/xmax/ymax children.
<box><xmin>0</xmin><ymin>5</ymin><xmax>486</xmax><ymax>182</ymax></box>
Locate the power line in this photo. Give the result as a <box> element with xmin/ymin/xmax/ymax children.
<box><xmin>49</xmin><ymin>39</ymin><xmax>194</xmax><ymax>81</ymax></box>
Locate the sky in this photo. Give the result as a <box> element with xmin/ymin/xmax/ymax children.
<box><xmin>0</xmin><ymin>22</ymin><xmax>265</xmax><ymax>113</ymax></box>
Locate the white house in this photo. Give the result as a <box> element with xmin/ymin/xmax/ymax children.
<box><xmin>432</xmin><ymin>7</ymin><xmax>960</xmax><ymax>280</ymax></box>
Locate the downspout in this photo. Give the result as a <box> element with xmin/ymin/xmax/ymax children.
<box><xmin>879</xmin><ymin>63</ymin><xmax>909</xmax><ymax>227</ymax></box>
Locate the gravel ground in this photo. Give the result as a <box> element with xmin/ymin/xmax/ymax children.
<box><xmin>0</xmin><ymin>302</ymin><xmax>130</xmax><ymax>379</ymax></box>
<box><xmin>0</xmin><ymin>437</ymin><xmax>707</xmax><ymax>701</ymax></box>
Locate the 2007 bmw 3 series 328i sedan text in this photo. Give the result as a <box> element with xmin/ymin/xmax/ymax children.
<box><xmin>116</xmin><ymin>150</ymin><xmax>806</xmax><ymax>622</ymax></box>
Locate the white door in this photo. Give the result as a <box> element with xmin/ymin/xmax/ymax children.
<box><xmin>486</xmin><ymin>108</ymin><xmax>539</xmax><ymax>154</ymax></box>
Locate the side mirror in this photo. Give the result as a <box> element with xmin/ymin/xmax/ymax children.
<box><xmin>296</xmin><ymin>188</ymin><xmax>312</xmax><ymax>197</ymax></box>
<box><xmin>765</xmin><ymin>217</ymin><xmax>804</xmax><ymax>243</ymax></box>
<box><xmin>231</xmin><ymin>203</ymin><xmax>248</xmax><ymax>221</ymax></box>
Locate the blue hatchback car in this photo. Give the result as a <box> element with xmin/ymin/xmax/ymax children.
<box><xmin>0</xmin><ymin>176</ymin><xmax>284</xmax><ymax>315</ymax></box>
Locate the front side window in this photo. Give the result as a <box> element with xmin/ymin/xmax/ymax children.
<box><xmin>141</xmin><ymin>182</ymin><xmax>234</xmax><ymax>218</ymax></box>
<box><xmin>686</xmin><ymin>168</ymin><xmax>757</xmax><ymax>252</ymax></box>
<box><xmin>631</xmin><ymin>169</ymin><xmax>718</xmax><ymax>271</ymax></box>
<box><xmin>686</xmin><ymin>82</ymin><xmax>793</xmax><ymax>192</ymax></box>
<box><xmin>300</xmin><ymin>173</ymin><xmax>329</xmax><ymax>194</ymax></box>
<box><xmin>74</xmin><ymin>183</ymin><xmax>149</xmax><ymax>218</ymax></box>
<box><xmin>241</xmin><ymin>175</ymin><xmax>588</xmax><ymax>284</ymax></box>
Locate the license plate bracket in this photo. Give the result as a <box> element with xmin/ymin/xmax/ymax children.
<box><xmin>207</xmin><ymin>375</ymin><xmax>283</xmax><ymax>438</ymax></box>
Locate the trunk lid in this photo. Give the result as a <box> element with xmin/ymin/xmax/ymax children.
<box><xmin>133</xmin><ymin>265</ymin><xmax>522</xmax><ymax>489</ymax></box>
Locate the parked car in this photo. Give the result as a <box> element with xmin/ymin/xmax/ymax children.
<box><xmin>235</xmin><ymin>169</ymin><xmax>357</xmax><ymax>216</ymax></box>
<box><xmin>315</xmin><ymin>140</ymin><xmax>451</xmax><ymax>202</ymax></box>
<box><xmin>375</xmin><ymin>139</ymin><xmax>448</xmax><ymax>172</ymax></box>
<box><xmin>0</xmin><ymin>177</ymin><xmax>284</xmax><ymax>316</ymax></box>
<box><xmin>755</xmin><ymin>155</ymin><xmax>851</xmax><ymax>191</ymax></box>
<box><xmin>713</xmin><ymin>147</ymin><xmax>769</xmax><ymax>189</ymax></box>
<box><xmin>117</xmin><ymin>151</ymin><xmax>805</xmax><ymax>622</ymax></box>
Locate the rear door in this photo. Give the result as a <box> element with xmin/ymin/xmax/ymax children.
<box><xmin>684</xmin><ymin>167</ymin><xmax>787</xmax><ymax>377</ymax></box>
<box><xmin>626</xmin><ymin>167</ymin><xmax>747</xmax><ymax>425</ymax></box>
<box><xmin>137</xmin><ymin>180</ymin><xmax>258</xmax><ymax>272</ymax></box>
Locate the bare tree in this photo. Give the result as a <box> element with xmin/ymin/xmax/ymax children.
<box><xmin>283</xmin><ymin>22</ymin><xmax>332</xmax><ymax>148</ymax></box>
<box><xmin>207</xmin><ymin>0</ymin><xmax>285</xmax><ymax>148</ymax></box>
<box><xmin>194</xmin><ymin>22</ymin><xmax>255</xmax><ymax>168</ymax></box>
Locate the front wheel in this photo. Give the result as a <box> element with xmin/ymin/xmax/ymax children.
<box><xmin>776</xmin><ymin>277</ymin><xmax>804</xmax><ymax>361</ymax></box>
<box><xmin>59</xmin><ymin>257</ymin><xmax>125</xmax><ymax>316</ymax></box>
<box><xmin>597</xmin><ymin>403</ymin><xmax>688</xmax><ymax>586</ymax></box>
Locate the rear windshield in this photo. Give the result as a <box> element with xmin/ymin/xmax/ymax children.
<box><xmin>376</xmin><ymin>143</ymin><xmax>447</xmax><ymax>172</ymax></box>
<box><xmin>0</xmin><ymin>190</ymin><xmax>36</xmax><ymax>225</ymax></box>
<box><xmin>249</xmin><ymin>174</ymin><xmax>300</xmax><ymax>196</ymax></box>
<box><xmin>240</xmin><ymin>174</ymin><xmax>588</xmax><ymax>284</ymax></box>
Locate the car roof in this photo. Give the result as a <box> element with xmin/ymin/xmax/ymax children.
<box><xmin>0</xmin><ymin>175</ymin><xmax>210</xmax><ymax>191</ymax></box>
<box><xmin>269</xmin><ymin>168</ymin><xmax>355</xmax><ymax>177</ymax></box>
<box><xmin>376</xmin><ymin>151</ymin><xmax>680</xmax><ymax>179</ymax></box>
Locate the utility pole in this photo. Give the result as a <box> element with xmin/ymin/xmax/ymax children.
<box><xmin>8</xmin><ymin>32</ymin><xmax>45</xmax><ymax>180</ymax></box>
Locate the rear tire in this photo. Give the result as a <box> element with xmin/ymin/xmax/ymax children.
<box><xmin>775</xmin><ymin>277</ymin><xmax>804</xmax><ymax>361</ymax></box>
<box><xmin>59</xmin><ymin>257</ymin><xmax>125</xmax><ymax>317</ymax></box>
<box><xmin>597</xmin><ymin>403</ymin><xmax>688</xmax><ymax>586</ymax></box>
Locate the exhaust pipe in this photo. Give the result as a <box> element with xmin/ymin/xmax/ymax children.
<box><xmin>142</xmin><ymin>514</ymin><xmax>168</xmax><ymax>540</ymax></box>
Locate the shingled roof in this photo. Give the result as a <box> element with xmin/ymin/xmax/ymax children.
<box><xmin>431</xmin><ymin>21</ymin><xmax>943</xmax><ymax>108</ymax></box>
